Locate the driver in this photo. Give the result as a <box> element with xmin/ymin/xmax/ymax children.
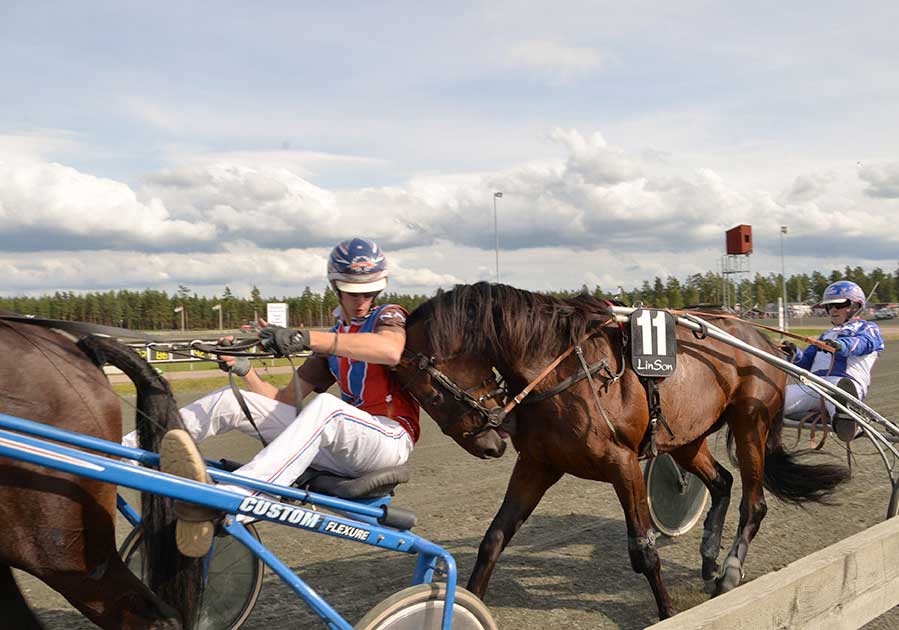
<box><xmin>781</xmin><ymin>280</ymin><xmax>884</xmax><ymax>440</ymax></box>
<box><xmin>127</xmin><ymin>237</ymin><xmax>420</xmax><ymax>557</ymax></box>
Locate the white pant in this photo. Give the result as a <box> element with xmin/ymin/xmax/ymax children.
<box><xmin>784</xmin><ymin>376</ymin><xmax>862</xmax><ymax>421</ymax></box>
<box><xmin>124</xmin><ymin>388</ymin><xmax>414</xmax><ymax>495</ymax></box>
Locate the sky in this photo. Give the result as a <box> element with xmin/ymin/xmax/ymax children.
<box><xmin>1</xmin><ymin>2</ymin><xmax>898</xmax><ymax>299</ymax></box>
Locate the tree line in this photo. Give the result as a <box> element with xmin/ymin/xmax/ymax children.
<box><xmin>2</xmin><ymin>264</ymin><xmax>896</xmax><ymax>330</ymax></box>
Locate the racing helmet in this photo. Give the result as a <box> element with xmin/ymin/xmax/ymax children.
<box><xmin>820</xmin><ymin>280</ymin><xmax>866</xmax><ymax>309</ymax></box>
<box><xmin>327</xmin><ymin>238</ymin><xmax>388</xmax><ymax>294</ymax></box>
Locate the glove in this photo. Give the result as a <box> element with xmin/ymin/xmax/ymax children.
<box><xmin>779</xmin><ymin>341</ymin><xmax>798</xmax><ymax>360</ymax></box>
<box><xmin>218</xmin><ymin>357</ymin><xmax>251</xmax><ymax>377</ymax></box>
<box><xmin>258</xmin><ymin>326</ymin><xmax>311</xmax><ymax>357</ymax></box>
<box><xmin>824</xmin><ymin>338</ymin><xmax>847</xmax><ymax>354</ymax></box>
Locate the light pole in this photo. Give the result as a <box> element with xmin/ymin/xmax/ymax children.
<box><xmin>212</xmin><ymin>303</ymin><xmax>222</xmax><ymax>331</ymax></box>
<box><xmin>493</xmin><ymin>191</ymin><xmax>503</xmax><ymax>283</ymax></box>
<box><xmin>780</xmin><ymin>225</ymin><xmax>788</xmax><ymax>331</ymax></box>
<box><xmin>174</xmin><ymin>305</ymin><xmax>185</xmax><ymax>332</ymax></box>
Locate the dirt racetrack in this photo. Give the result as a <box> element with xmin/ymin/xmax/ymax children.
<box><xmin>17</xmin><ymin>337</ymin><xmax>899</xmax><ymax>629</ymax></box>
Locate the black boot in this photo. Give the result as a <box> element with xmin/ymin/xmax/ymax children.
<box><xmin>832</xmin><ymin>378</ymin><xmax>862</xmax><ymax>442</ymax></box>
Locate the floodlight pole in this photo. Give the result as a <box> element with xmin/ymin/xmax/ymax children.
<box><xmin>780</xmin><ymin>226</ymin><xmax>788</xmax><ymax>331</ymax></box>
<box><xmin>493</xmin><ymin>192</ymin><xmax>503</xmax><ymax>283</ymax></box>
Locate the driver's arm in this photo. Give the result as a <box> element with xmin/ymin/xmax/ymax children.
<box><xmin>306</xmin><ymin>326</ymin><xmax>405</xmax><ymax>366</ymax></box>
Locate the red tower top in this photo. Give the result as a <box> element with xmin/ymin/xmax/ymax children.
<box><xmin>725</xmin><ymin>225</ymin><xmax>753</xmax><ymax>255</ymax></box>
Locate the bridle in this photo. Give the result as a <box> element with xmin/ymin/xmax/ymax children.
<box><xmin>399</xmin><ymin>350</ymin><xmax>508</xmax><ymax>438</ymax></box>
<box><xmin>399</xmin><ymin>328</ymin><xmax>618</xmax><ymax>440</ymax></box>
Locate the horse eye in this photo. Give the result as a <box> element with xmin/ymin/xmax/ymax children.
<box><xmin>428</xmin><ymin>390</ymin><xmax>445</xmax><ymax>407</ymax></box>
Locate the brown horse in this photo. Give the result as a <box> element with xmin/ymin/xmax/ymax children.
<box><xmin>0</xmin><ymin>315</ymin><xmax>204</xmax><ymax>628</ymax></box>
<box><xmin>397</xmin><ymin>283</ymin><xmax>848</xmax><ymax>620</ymax></box>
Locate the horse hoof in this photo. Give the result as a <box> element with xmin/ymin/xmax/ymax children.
<box><xmin>713</xmin><ymin>563</ymin><xmax>743</xmax><ymax>595</ymax></box>
<box><xmin>703</xmin><ymin>578</ymin><xmax>717</xmax><ymax>595</ymax></box>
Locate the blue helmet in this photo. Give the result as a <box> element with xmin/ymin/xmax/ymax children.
<box><xmin>327</xmin><ymin>238</ymin><xmax>388</xmax><ymax>293</ymax></box>
<box><xmin>820</xmin><ymin>280</ymin><xmax>865</xmax><ymax>307</ymax></box>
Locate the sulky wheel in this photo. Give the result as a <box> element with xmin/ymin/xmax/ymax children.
<box><xmin>644</xmin><ymin>453</ymin><xmax>710</xmax><ymax>537</ymax></box>
<box><xmin>119</xmin><ymin>522</ymin><xmax>264</xmax><ymax>630</ymax></box>
<box><xmin>355</xmin><ymin>583</ymin><xmax>497</xmax><ymax>630</ymax></box>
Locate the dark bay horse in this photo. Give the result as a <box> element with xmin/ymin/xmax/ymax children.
<box><xmin>0</xmin><ymin>315</ymin><xmax>204</xmax><ymax>628</ymax></box>
<box><xmin>397</xmin><ymin>283</ymin><xmax>848</xmax><ymax>620</ymax></box>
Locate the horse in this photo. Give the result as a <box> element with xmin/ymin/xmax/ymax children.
<box><xmin>396</xmin><ymin>283</ymin><xmax>849</xmax><ymax>620</ymax></box>
<box><xmin>0</xmin><ymin>314</ymin><xmax>204</xmax><ymax>629</ymax></box>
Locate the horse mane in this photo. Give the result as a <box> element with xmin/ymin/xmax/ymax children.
<box><xmin>409</xmin><ymin>282</ymin><xmax>613</xmax><ymax>366</ymax></box>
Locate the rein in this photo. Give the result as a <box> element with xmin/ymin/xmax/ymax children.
<box><xmin>0</xmin><ymin>313</ymin><xmax>279</xmax><ymax>447</ymax></box>
<box><xmin>672</xmin><ymin>309</ymin><xmax>836</xmax><ymax>353</ymax></box>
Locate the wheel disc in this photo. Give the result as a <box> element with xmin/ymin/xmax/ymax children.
<box><xmin>644</xmin><ymin>453</ymin><xmax>710</xmax><ymax>537</ymax></box>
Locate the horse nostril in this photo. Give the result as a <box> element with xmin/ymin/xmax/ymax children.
<box><xmin>486</xmin><ymin>440</ymin><xmax>507</xmax><ymax>458</ymax></box>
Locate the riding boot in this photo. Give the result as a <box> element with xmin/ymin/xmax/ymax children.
<box><xmin>832</xmin><ymin>378</ymin><xmax>862</xmax><ymax>442</ymax></box>
<box><xmin>160</xmin><ymin>429</ymin><xmax>221</xmax><ymax>558</ymax></box>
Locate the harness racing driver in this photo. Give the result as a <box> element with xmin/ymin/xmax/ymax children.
<box><xmin>124</xmin><ymin>237</ymin><xmax>420</xmax><ymax>557</ymax></box>
<box><xmin>781</xmin><ymin>280</ymin><xmax>884</xmax><ymax>441</ymax></box>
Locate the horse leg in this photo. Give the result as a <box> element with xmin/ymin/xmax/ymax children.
<box><xmin>37</xmin><ymin>555</ymin><xmax>180</xmax><ymax>630</ymax></box>
<box><xmin>0</xmin><ymin>564</ymin><xmax>44</xmax><ymax>629</ymax></box>
<box><xmin>670</xmin><ymin>439</ymin><xmax>733</xmax><ymax>588</ymax></box>
<box><xmin>611</xmin><ymin>451</ymin><xmax>676</xmax><ymax>620</ymax></box>
<box><xmin>715</xmin><ymin>409</ymin><xmax>768</xmax><ymax>595</ymax></box>
<box><xmin>467</xmin><ymin>457</ymin><xmax>562</xmax><ymax>598</ymax></box>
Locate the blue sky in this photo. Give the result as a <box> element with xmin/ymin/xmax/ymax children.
<box><xmin>1</xmin><ymin>2</ymin><xmax>897</xmax><ymax>298</ymax></box>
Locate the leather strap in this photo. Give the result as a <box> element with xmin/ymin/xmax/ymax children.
<box><xmin>229</xmin><ymin>371</ymin><xmax>269</xmax><ymax>447</ymax></box>
<box><xmin>0</xmin><ymin>314</ymin><xmax>165</xmax><ymax>341</ymax></box>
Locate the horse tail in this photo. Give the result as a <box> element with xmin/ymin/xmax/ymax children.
<box><xmin>79</xmin><ymin>336</ymin><xmax>204</xmax><ymax>629</ymax></box>
<box><xmin>763</xmin><ymin>410</ymin><xmax>849</xmax><ymax>505</ymax></box>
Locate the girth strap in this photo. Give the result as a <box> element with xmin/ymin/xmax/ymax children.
<box><xmin>641</xmin><ymin>378</ymin><xmax>675</xmax><ymax>457</ymax></box>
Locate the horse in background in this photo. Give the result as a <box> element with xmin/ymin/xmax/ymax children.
<box><xmin>0</xmin><ymin>314</ymin><xmax>203</xmax><ymax>629</ymax></box>
<box><xmin>397</xmin><ymin>283</ymin><xmax>848</xmax><ymax>620</ymax></box>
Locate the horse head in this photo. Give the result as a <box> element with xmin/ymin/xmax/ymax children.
<box><xmin>398</xmin><ymin>311</ymin><xmax>508</xmax><ymax>460</ymax></box>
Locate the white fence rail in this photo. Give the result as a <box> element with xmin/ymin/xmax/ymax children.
<box><xmin>646</xmin><ymin>516</ymin><xmax>899</xmax><ymax>630</ymax></box>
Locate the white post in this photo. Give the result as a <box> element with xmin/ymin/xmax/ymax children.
<box><xmin>493</xmin><ymin>192</ymin><xmax>503</xmax><ymax>283</ymax></box>
<box><xmin>777</xmin><ymin>297</ymin><xmax>785</xmax><ymax>332</ymax></box>
<box><xmin>174</xmin><ymin>305</ymin><xmax>184</xmax><ymax>332</ymax></box>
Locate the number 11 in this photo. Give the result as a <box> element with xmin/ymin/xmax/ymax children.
<box><xmin>636</xmin><ymin>310</ymin><xmax>668</xmax><ymax>355</ymax></box>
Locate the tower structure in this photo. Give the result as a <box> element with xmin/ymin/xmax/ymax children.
<box><xmin>722</xmin><ymin>225</ymin><xmax>752</xmax><ymax>310</ymax></box>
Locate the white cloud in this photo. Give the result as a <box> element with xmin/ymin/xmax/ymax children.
<box><xmin>0</xmin><ymin>158</ymin><xmax>213</xmax><ymax>250</ymax></box>
<box><xmin>859</xmin><ymin>162</ymin><xmax>899</xmax><ymax>199</ymax></box>
<box><xmin>0</xmin><ymin>126</ymin><xmax>896</xmax><ymax>297</ymax></box>
<box><xmin>502</xmin><ymin>40</ymin><xmax>607</xmax><ymax>82</ymax></box>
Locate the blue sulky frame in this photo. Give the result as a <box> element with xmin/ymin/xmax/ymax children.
<box><xmin>0</xmin><ymin>412</ymin><xmax>460</xmax><ymax>630</ymax></box>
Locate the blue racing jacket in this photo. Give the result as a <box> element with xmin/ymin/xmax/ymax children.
<box><xmin>792</xmin><ymin>318</ymin><xmax>884</xmax><ymax>396</ymax></box>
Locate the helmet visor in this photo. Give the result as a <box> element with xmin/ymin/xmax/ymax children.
<box><xmin>334</xmin><ymin>278</ymin><xmax>388</xmax><ymax>294</ymax></box>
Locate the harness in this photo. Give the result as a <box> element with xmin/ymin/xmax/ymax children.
<box><xmin>402</xmin><ymin>305</ymin><xmax>686</xmax><ymax>455</ymax></box>
<box><xmin>401</xmin><ymin>325</ymin><xmax>626</xmax><ymax>441</ymax></box>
